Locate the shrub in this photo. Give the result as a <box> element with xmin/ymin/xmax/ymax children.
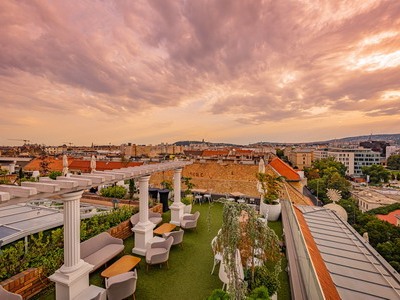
<box><xmin>248</xmin><ymin>286</ymin><xmax>270</xmax><ymax>300</ymax></box>
<box><xmin>0</xmin><ymin>205</ymin><xmax>137</xmax><ymax>280</ymax></box>
<box><xmin>49</xmin><ymin>171</ymin><xmax>62</xmax><ymax>180</ymax></box>
<box><xmin>100</xmin><ymin>185</ymin><xmax>127</xmax><ymax>199</ymax></box>
<box><xmin>246</xmin><ymin>263</ymin><xmax>280</xmax><ymax>297</ymax></box>
<box><xmin>207</xmin><ymin>289</ymin><xmax>230</xmax><ymax>300</ymax></box>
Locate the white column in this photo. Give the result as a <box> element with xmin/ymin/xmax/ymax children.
<box><xmin>132</xmin><ymin>175</ymin><xmax>155</xmax><ymax>256</ymax></box>
<box><xmin>170</xmin><ymin>168</ymin><xmax>185</xmax><ymax>226</ymax></box>
<box><xmin>49</xmin><ymin>190</ymin><xmax>93</xmax><ymax>300</ymax></box>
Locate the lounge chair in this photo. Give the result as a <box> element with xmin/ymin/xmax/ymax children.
<box><xmin>145</xmin><ymin>236</ymin><xmax>174</xmax><ymax>271</ymax></box>
<box><xmin>180</xmin><ymin>211</ymin><xmax>200</xmax><ymax>231</ymax></box>
<box><xmin>106</xmin><ymin>270</ymin><xmax>138</xmax><ymax>300</ymax></box>
<box><xmin>162</xmin><ymin>229</ymin><xmax>184</xmax><ymax>248</ymax></box>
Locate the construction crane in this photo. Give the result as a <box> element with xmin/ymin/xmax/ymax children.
<box><xmin>8</xmin><ymin>138</ymin><xmax>31</xmax><ymax>144</ymax></box>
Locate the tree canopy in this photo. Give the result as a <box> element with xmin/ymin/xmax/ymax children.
<box><xmin>305</xmin><ymin>157</ymin><xmax>350</xmax><ymax>204</ymax></box>
<box><xmin>387</xmin><ymin>154</ymin><xmax>400</xmax><ymax>170</ymax></box>
<box><xmin>361</xmin><ymin>164</ymin><xmax>390</xmax><ymax>184</ymax></box>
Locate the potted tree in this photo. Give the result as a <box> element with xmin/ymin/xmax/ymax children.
<box><xmin>256</xmin><ymin>172</ymin><xmax>284</xmax><ymax>221</ymax></box>
<box><xmin>182</xmin><ymin>176</ymin><xmax>195</xmax><ymax>198</ymax></box>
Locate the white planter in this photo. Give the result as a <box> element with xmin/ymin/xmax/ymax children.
<box><xmin>260</xmin><ymin>201</ymin><xmax>282</xmax><ymax>221</ymax></box>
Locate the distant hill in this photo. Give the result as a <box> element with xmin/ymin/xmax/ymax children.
<box><xmin>178</xmin><ymin>134</ymin><xmax>400</xmax><ymax>147</ymax></box>
<box><xmin>174</xmin><ymin>140</ymin><xmax>240</xmax><ymax>147</ymax></box>
<box><xmin>322</xmin><ymin>133</ymin><xmax>400</xmax><ymax>145</ymax></box>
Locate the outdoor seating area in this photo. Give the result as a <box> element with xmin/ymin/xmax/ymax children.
<box><xmin>25</xmin><ymin>199</ymin><xmax>288</xmax><ymax>300</ymax></box>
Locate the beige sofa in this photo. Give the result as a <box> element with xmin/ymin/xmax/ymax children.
<box><xmin>80</xmin><ymin>232</ymin><xmax>124</xmax><ymax>272</ymax></box>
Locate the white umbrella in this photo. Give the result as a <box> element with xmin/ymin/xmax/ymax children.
<box><xmin>258</xmin><ymin>158</ymin><xmax>265</xmax><ymax>173</ymax></box>
<box><xmin>62</xmin><ymin>154</ymin><xmax>69</xmax><ymax>176</ymax></box>
<box><xmin>90</xmin><ymin>155</ymin><xmax>96</xmax><ymax>173</ymax></box>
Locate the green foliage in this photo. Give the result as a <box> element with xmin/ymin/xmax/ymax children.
<box><xmin>367</xmin><ymin>203</ymin><xmax>400</xmax><ymax>215</ymax></box>
<box><xmin>313</xmin><ymin>157</ymin><xmax>347</xmax><ymax>177</ymax></box>
<box><xmin>128</xmin><ymin>179</ymin><xmax>138</xmax><ymax>199</ymax></box>
<box><xmin>0</xmin><ymin>241</ymin><xmax>27</xmax><ymax>280</ymax></box>
<box><xmin>0</xmin><ymin>169</ymin><xmax>10</xmax><ymax>184</ymax></box>
<box><xmin>362</xmin><ymin>164</ymin><xmax>390</xmax><ymax>184</ymax></box>
<box><xmin>182</xmin><ymin>176</ymin><xmax>195</xmax><ymax>195</ymax></box>
<box><xmin>338</xmin><ymin>199</ymin><xmax>359</xmax><ymax>225</ymax></box>
<box><xmin>219</xmin><ymin>203</ymin><xmax>281</xmax><ymax>299</ymax></box>
<box><xmin>49</xmin><ymin>171</ymin><xmax>62</xmax><ymax>180</ymax></box>
<box><xmin>181</xmin><ymin>196</ymin><xmax>193</xmax><ymax>205</ymax></box>
<box><xmin>306</xmin><ymin>158</ymin><xmax>351</xmax><ymax>204</ymax></box>
<box><xmin>80</xmin><ymin>205</ymin><xmax>136</xmax><ymax>240</ymax></box>
<box><xmin>0</xmin><ymin>205</ymin><xmax>137</xmax><ymax>281</ymax></box>
<box><xmin>161</xmin><ymin>179</ymin><xmax>173</xmax><ymax>190</ymax></box>
<box><xmin>246</xmin><ymin>263</ymin><xmax>280</xmax><ymax>297</ymax></box>
<box><xmin>275</xmin><ymin>149</ymin><xmax>284</xmax><ymax>158</ymax></box>
<box><xmin>207</xmin><ymin>289</ymin><xmax>230</xmax><ymax>300</ymax></box>
<box><xmin>100</xmin><ymin>185</ymin><xmax>127</xmax><ymax>199</ymax></box>
<box><xmin>256</xmin><ymin>173</ymin><xmax>284</xmax><ymax>204</ymax></box>
<box><xmin>387</xmin><ymin>154</ymin><xmax>400</xmax><ymax>170</ymax></box>
<box><xmin>248</xmin><ymin>286</ymin><xmax>270</xmax><ymax>300</ymax></box>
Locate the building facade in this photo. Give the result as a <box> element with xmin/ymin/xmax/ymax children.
<box><xmin>313</xmin><ymin>148</ymin><xmax>381</xmax><ymax>176</ymax></box>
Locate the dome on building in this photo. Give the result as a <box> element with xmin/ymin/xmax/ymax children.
<box><xmin>323</xmin><ymin>203</ymin><xmax>348</xmax><ymax>222</ymax></box>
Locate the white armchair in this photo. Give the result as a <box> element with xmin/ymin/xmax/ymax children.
<box><xmin>162</xmin><ymin>229</ymin><xmax>184</xmax><ymax>248</ymax></box>
<box><xmin>105</xmin><ymin>270</ymin><xmax>138</xmax><ymax>300</ymax></box>
<box><xmin>180</xmin><ymin>211</ymin><xmax>200</xmax><ymax>231</ymax></box>
<box><xmin>145</xmin><ymin>236</ymin><xmax>174</xmax><ymax>271</ymax></box>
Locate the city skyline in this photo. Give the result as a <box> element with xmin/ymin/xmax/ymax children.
<box><xmin>1</xmin><ymin>1</ymin><xmax>399</xmax><ymax>146</ymax></box>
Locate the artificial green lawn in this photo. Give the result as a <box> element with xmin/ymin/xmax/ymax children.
<box><xmin>34</xmin><ymin>202</ymin><xmax>290</xmax><ymax>299</ymax></box>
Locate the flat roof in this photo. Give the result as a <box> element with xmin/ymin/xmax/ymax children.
<box><xmin>297</xmin><ymin>205</ymin><xmax>400</xmax><ymax>299</ymax></box>
<box><xmin>0</xmin><ymin>201</ymin><xmax>110</xmax><ymax>245</ymax></box>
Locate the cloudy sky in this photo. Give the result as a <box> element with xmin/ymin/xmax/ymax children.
<box><xmin>1</xmin><ymin>0</ymin><xmax>399</xmax><ymax>146</ymax></box>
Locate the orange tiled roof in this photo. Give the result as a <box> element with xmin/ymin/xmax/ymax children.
<box><xmin>234</xmin><ymin>149</ymin><xmax>253</xmax><ymax>155</ymax></box>
<box><xmin>294</xmin><ymin>207</ymin><xmax>341</xmax><ymax>300</ymax></box>
<box><xmin>202</xmin><ymin>150</ymin><xmax>229</xmax><ymax>157</ymax></box>
<box><xmin>377</xmin><ymin>209</ymin><xmax>400</xmax><ymax>226</ymax></box>
<box><xmin>69</xmin><ymin>160</ymin><xmax>143</xmax><ymax>173</ymax></box>
<box><xmin>269</xmin><ymin>157</ymin><xmax>300</xmax><ymax>181</ymax></box>
<box><xmin>24</xmin><ymin>157</ymin><xmax>64</xmax><ymax>172</ymax></box>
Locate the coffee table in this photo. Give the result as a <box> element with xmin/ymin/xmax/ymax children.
<box><xmin>153</xmin><ymin>223</ymin><xmax>176</xmax><ymax>235</ymax></box>
<box><xmin>101</xmin><ymin>255</ymin><xmax>141</xmax><ymax>278</ymax></box>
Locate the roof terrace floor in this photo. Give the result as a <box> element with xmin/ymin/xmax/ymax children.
<box><xmin>33</xmin><ymin>201</ymin><xmax>289</xmax><ymax>300</ymax></box>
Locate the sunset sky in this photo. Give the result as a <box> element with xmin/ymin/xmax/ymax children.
<box><xmin>1</xmin><ymin>0</ymin><xmax>399</xmax><ymax>146</ymax></box>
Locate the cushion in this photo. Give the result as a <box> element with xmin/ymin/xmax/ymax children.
<box><xmin>83</xmin><ymin>244</ymin><xmax>124</xmax><ymax>271</ymax></box>
<box><xmin>81</xmin><ymin>232</ymin><xmax>122</xmax><ymax>259</ymax></box>
<box><xmin>146</xmin><ymin>248</ymin><xmax>166</xmax><ymax>264</ymax></box>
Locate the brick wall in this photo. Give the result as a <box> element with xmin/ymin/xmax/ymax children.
<box><xmin>107</xmin><ymin>219</ymin><xmax>132</xmax><ymax>240</ymax></box>
<box><xmin>0</xmin><ymin>268</ymin><xmax>49</xmax><ymax>300</ymax></box>
<box><xmin>150</xmin><ymin>161</ymin><xmax>260</xmax><ymax>197</ymax></box>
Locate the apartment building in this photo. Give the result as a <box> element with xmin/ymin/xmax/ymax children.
<box><xmin>313</xmin><ymin>148</ymin><xmax>381</xmax><ymax>176</ymax></box>
<box><xmin>286</xmin><ymin>149</ymin><xmax>313</xmax><ymax>170</ymax></box>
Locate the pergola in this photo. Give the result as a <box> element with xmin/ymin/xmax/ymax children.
<box><xmin>0</xmin><ymin>160</ymin><xmax>191</xmax><ymax>300</ymax></box>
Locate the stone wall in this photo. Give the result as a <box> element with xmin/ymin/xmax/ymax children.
<box><xmin>150</xmin><ymin>161</ymin><xmax>260</xmax><ymax>197</ymax></box>
<box><xmin>0</xmin><ymin>268</ymin><xmax>49</xmax><ymax>299</ymax></box>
